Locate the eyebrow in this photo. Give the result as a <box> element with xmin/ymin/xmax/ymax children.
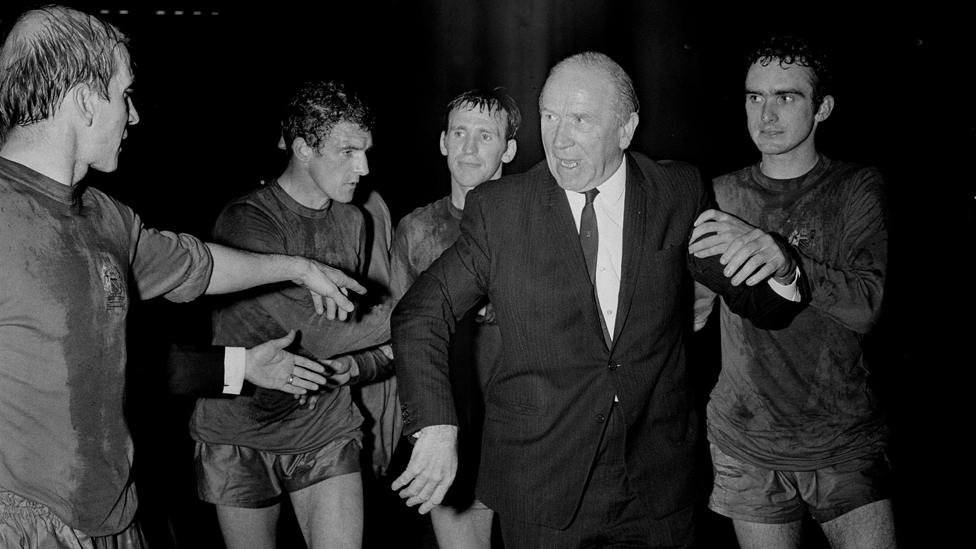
<box><xmin>339</xmin><ymin>140</ymin><xmax>372</xmax><ymax>151</ymax></box>
<box><xmin>745</xmin><ymin>87</ymin><xmax>807</xmax><ymax>97</ymax></box>
<box><xmin>450</xmin><ymin>123</ymin><xmax>502</xmax><ymax>134</ymax></box>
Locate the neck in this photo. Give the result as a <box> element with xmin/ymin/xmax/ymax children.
<box><xmin>760</xmin><ymin>148</ymin><xmax>820</xmax><ymax>180</ymax></box>
<box><xmin>450</xmin><ymin>182</ymin><xmax>469</xmax><ymax>210</ymax></box>
<box><xmin>278</xmin><ymin>162</ymin><xmax>330</xmax><ymax>210</ymax></box>
<box><xmin>0</xmin><ymin>122</ymin><xmax>85</xmax><ymax>186</ymax></box>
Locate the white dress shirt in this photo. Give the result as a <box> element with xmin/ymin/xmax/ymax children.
<box><xmin>565</xmin><ymin>160</ymin><xmax>627</xmax><ymax>339</ymax></box>
<box><xmin>566</xmin><ymin>158</ymin><xmax>801</xmax><ymax>340</ymax></box>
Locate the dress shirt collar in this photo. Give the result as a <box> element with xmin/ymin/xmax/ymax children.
<box><xmin>564</xmin><ymin>154</ymin><xmax>627</xmax><ymax>210</ymax></box>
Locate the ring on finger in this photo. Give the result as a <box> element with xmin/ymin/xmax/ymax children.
<box><xmin>287</xmin><ymin>374</ymin><xmax>295</xmax><ymax>385</ymax></box>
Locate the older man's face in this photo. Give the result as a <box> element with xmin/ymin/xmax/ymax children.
<box><xmin>539</xmin><ymin>64</ymin><xmax>632</xmax><ymax>192</ymax></box>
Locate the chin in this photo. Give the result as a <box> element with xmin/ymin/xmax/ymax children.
<box><xmin>92</xmin><ymin>161</ymin><xmax>119</xmax><ymax>173</ymax></box>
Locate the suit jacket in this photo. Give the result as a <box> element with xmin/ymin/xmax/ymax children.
<box><xmin>166</xmin><ymin>344</ymin><xmax>230</xmax><ymax>396</ymax></box>
<box><xmin>392</xmin><ymin>152</ymin><xmax>801</xmax><ymax>528</ymax></box>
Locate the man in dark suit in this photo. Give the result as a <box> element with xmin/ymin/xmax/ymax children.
<box><xmin>391</xmin><ymin>52</ymin><xmax>802</xmax><ymax>547</ymax></box>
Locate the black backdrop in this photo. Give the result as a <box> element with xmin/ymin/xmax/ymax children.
<box><xmin>2</xmin><ymin>1</ymin><xmax>971</xmax><ymax>547</ymax></box>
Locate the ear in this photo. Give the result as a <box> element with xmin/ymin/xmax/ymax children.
<box><xmin>439</xmin><ymin>131</ymin><xmax>448</xmax><ymax>157</ymax></box>
<box><xmin>291</xmin><ymin>137</ymin><xmax>313</xmax><ymax>162</ymax></box>
<box><xmin>618</xmin><ymin>112</ymin><xmax>639</xmax><ymax>150</ymax></box>
<box><xmin>71</xmin><ymin>84</ymin><xmax>97</xmax><ymax>126</ymax></box>
<box><xmin>501</xmin><ymin>139</ymin><xmax>517</xmax><ymax>164</ymax></box>
<box><xmin>814</xmin><ymin>95</ymin><xmax>834</xmax><ymax>123</ymax></box>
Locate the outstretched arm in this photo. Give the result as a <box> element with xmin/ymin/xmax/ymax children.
<box><xmin>167</xmin><ymin>330</ymin><xmax>328</xmax><ymax>396</ymax></box>
<box><xmin>205</xmin><ymin>243</ymin><xmax>365</xmax><ymax>319</ymax></box>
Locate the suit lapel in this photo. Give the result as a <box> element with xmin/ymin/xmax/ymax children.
<box><xmin>611</xmin><ymin>154</ymin><xmax>650</xmax><ymax>345</ymax></box>
<box><xmin>541</xmin><ymin>175</ymin><xmax>610</xmax><ymax>348</ymax></box>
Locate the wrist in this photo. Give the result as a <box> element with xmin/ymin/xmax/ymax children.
<box><xmin>773</xmin><ymin>264</ymin><xmax>797</xmax><ymax>284</ymax></box>
<box><xmin>290</xmin><ymin>256</ymin><xmax>314</xmax><ymax>285</ymax></box>
<box><xmin>347</xmin><ymin>357</ymin><xmax>361</xmax><ymax>385</ymax></box>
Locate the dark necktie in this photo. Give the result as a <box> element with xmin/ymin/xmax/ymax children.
<box><xmin>580</xmin><ymin>188</ymin><xmax>599</xmax><ymax>285</ymax></box>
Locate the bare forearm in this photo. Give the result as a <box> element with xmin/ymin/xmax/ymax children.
<box><xmin>204</xmin><ymin>243</ymin><xmax>309</xmax><ymax>295</ymax></box>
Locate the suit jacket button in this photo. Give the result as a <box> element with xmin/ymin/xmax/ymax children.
<box><xmin>596</xmin><ymin>413</ymin><xmax>606</xmax><ymax>423</ymax></box>
<box><xmin>608</xmin><ymin>363</ymin><xmax>620</xmax><ymax>371</ymax></box>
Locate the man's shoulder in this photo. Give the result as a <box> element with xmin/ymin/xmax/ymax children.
<box><xmin>628</xmin><ymin>151</ymin><xmax>703</xmax><ymax>184</ymax></box>
<box><xmin>627</xmin><ymin>152</ymin><xmax>706</xmax><ymax>203</ymax></box>
<box><xmin>470</xmin><ymin>160</ymin><xmax>552</xmax><ymax>202</ymax></box>
<box><xmin>221</xmin><ymin>183</ymin><xmax>276</xmax><ymax>212</ymax></box>
<box><xmin>712</xmin><ymin>164</ymin><xmax>755</xmax><ymax>189</ymax></box>
<box><xmin>821</xmin><ymin>157</ymin><xmax>885</xmax><ymax>188</ymax></box>
<box><xmin>398</xmin><ymin>196</ymin><xmax>453</xmax><ymax>231</ymax></box>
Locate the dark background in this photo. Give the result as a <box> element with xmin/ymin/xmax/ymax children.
<box><xmin>3</xmin><ymin>1</ymin><xmax>971</xmax><ymax>547</ymax></box>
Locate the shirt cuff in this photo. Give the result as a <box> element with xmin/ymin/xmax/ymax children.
<box><xmin>223</xmin><ymin>347</ymin><xmax>246</xmax><ymax>394</ymax></box>
<box><xmin>767</xmin><ymin>266</ymin><xmax>801</xmax><ymax>302</ymax></box>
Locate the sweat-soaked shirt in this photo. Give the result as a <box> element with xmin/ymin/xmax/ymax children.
<box><xmin>0</xmin><ymin>157</ymin><xmax>213</xmax><ymax>535</ymax></box>
<box><xmin>190</xmin><ymin>182</ymin><xmax>389</xmax><ymax>452</ymax></box>
<box><xmin>706</xmin><ymin>156</ymin><xmax>888</xmax><ymax>470</ymax></box>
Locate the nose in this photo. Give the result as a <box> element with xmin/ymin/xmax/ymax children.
<box><xmin>355</xmin><ymin>154</ymin><xmax>369</xmax><ymax>176</ymax></box>
<box><xmin>761</xmin><ymin>102</ymin><xmax>776</xmax><ymax>123</ymax></box>
<box><xmin>127</xmin><ymin>97</ymin><xmax>140</xmax><ymax>126</ymax></box>
<box><xmin>552</xmin><ymin>119</ymin><xmax>573</xmax><ymax>148</ymax></box>
<box><xmin>462</xmin><ymin>134</ymin><xmax>477</xmax><ymax>154</ymax></box>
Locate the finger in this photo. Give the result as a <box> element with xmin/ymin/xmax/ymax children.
<box><xmin>688</xmin><ymin>226</ymin><xmax>713</xmax><ymax>247</ymax></box>
<box><xmin>693</xmin><ymin>209</ymin><xmax>722</xmax><ymax>226</ymax></box>
<box><xmin>311</xmin><ymin>292</ymin><xmax>325</xmax><ymax>316</ymax></box>
<box><xmin>745</xmin><ymin>264</ymin><xmax>777</xmax><ymax>286</ymax></box>
<box><xmin>329</xmin><ymin>286</ymin><xmax>354</xmax><ymax>315</ymax></box>
<box><xmin>331</xmin><ymin>270</ymin><xmax>367</xmax><ymax>296</ymax></box>
<box><xmin>409</xmin><ymin>470</ymin><xmax>443</xmax><ymax>504</ymax></box>
<box><xmin>419</xmin><ymin>479</ymin><xmax>453</xmax><ymax>514</ymax></box>
<box><xmin>391</xmin><ymin>470</ymin><xmax>415</xmax><ymax>492</ymax></box>
<box><xmin>270</xmin><ymin>330</ymin><xmax>297</xmax><ymax>350</ymax></box>
<box><xmin>722</xmin><ymin>231</ymin><xmax>768</xmax><ymax>277</ymax></box>
<box><xmin>335</xmin><ymin>307</ymin><xmax>349</xmax><ymax>322</ymax></box>
<box><xmin>324</xmin><ymin>373</ymin><xmax>352</xmax><ymax>387</ymax></box>
<box><xmin>689</xmin><ymin>234</ymin><xmax>732</xmax><ymax>257</ymax></box>
<box><xmin>293</xmin><ymin>355</ymin><xmax>325</xmax><ymax>374</ymax></box>
<box><xmin>719</xmin><ymin>241</ymin><xmax>746</xmax><ymax>267</ymax></box>
<box><xmin>329</xmin><ymin>292</ymin><xmax>354</xmax><ymax>314</ymax></box>
<box><xmin>292</xmin><ymin>367</ymin><xmax>327</xmax><ymax>387</ymax></box>
<box><xmin>689</xmin><ymin>221</ymin><xmax>727</xmax><ymax>243</ymax></box>
<box><xmin>731</xmin><ymin>253</ymin><xmax>770</xmax><ymax>286</ymax></box>
<box><xmin>319</xmin><ymin>359</ymin><xmax>341</xmax><ymax>376</ymax></box>
<box><xmin>721</xmin><ymin>230</ymin><xmax>762</xmax><ymax>265</ymax></box>
<box><xmin>325</xmin><ymin>297</ymin><xmax>338</xmax><ymax>321</ymax></box>
<box><xmin>721</xmin><ymin>246</ymin><xmax>757</xmax><ymax>283</ymax></box>
<box><xmin>277</xmin><ymin>382</ymin><xmax>305</xmax><ymax>395</ymax></box>
<box><xmin>404</xmin><ymin>486</ymin><xmax>428</xmax><ymax>506</ymax></box>
<box><xmin>324</xmin><ymin>357</ymin><xmax>352</xmax><ymax>375</ymax></box>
